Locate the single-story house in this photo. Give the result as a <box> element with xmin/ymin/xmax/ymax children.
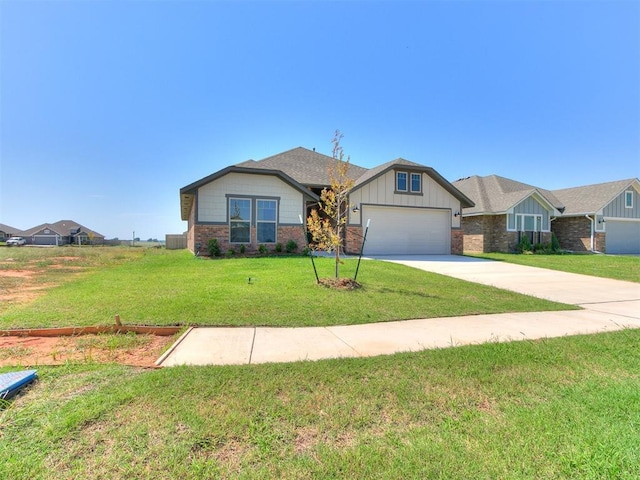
<box><xmin>454</xmin><ymin>175</ymin><xmax>640</xmax><ymax>254</ymax></box>
<box><xmin>551</xmin><ymin>178</ymin><xmax>640</xmax><ymax>254</ymax></box>
<box><xmin>452</xmin><ymin>175</ymin><xmax>564</xmax><ymax>253</ymax></box>
<box><xmin>0</xmin><ymin>224</ymin><xmax>24</xmax><ymax>241</ymax></box>
<box><xmin>21</xmin><ymin>220</ymin><xmax>105</xmax><ymax>246</ymax></box>
<box><xmin>180</xmin><ymin>147</ymin><xmax>474</xmax><ymax>256</ymax></box>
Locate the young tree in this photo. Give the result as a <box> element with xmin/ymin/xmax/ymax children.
<box><xmin>307</xmin><ymin>131</ymin><xmax>355</xmax><ymax>279</ymax></box>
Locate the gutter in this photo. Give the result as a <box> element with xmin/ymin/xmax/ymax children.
<box><xmin>585</xmin><ymin>215</ymin><xmax>602</xmax><ymax>253</ymax></box>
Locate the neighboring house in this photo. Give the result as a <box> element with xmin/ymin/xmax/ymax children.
<box><xmin>454</xmin><ymin>175</ymin><xmax>640</xmax><ymax>254</ymax></box>
<box><xmin>551</xmin><ymin>178</ymin><xmax>640</xmax><ymax>254</ymax></box>
<box><xmin>0</xmin><ymin>223</ymin><xmax>24</xmax><ymax>241</ymax></box>
<box><xmin>452</xmin><ymin>175</ymin><xmax>565</xmax><ymax>253</ymax></box>
<box><xmin>180</xmin><ymin>147</ymin><xmax>474</xmax><ymax>256</ymax></box>
<box><xmin>21</xmin><ymin>220</ymin><xmax>105</xmax><ymax>246</ymax></box>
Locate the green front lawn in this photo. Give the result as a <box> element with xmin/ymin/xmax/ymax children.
<box><xmin>467</xmin><ymin>252</ymin><xmax>640</xmax><ymax>283</ymax></box>
<box><xmin>2</xmin><ymin>329</ymin><xmax>639</xmax><ymax>478</ymax></box>
<box><xmin>0</xmin><ymin>248</ymin><xmax>574</xmax><ymax>329</ymax></box>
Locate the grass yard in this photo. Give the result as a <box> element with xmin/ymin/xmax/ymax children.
<box><xmin>1</xmin><ymin>329</ymin><xmax>639</xmax><ymax>479</ymax></box>
<box><xmin>0</xmin><ymin>247</ymin><xmax>574</xmax><ymax>329</ymax></box>
<box><xmin>466</xmin><ymin>252</ymin><xmax>640</xmax><ymax>283</ymax></box>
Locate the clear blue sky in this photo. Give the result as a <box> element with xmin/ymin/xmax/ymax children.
<box><xmin>1</xmin><ymin>0</ymin><xmax>638</xmax><ymax>240</ymax></box>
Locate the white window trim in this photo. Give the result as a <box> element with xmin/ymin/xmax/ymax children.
<box><xmin>625</xmin><ymin>190</ymin><xmax>633</xmax><ymax>209</ymax></box>
<box><xmin>256</xmin><ymin>198</ymin><xmax>277</xmax><ymax>243</ymax></box>
<box><xmin>509</xmin><ymin>213</ymin><xmax>548</xmax><ymax>232</ymax></box>
<box><xmin>410</xmin><ymin>172</ymin><xmax>422</xmax><ymax>193</ymax></box>
<box><xmin>396</xmin><ymin>171</ymin><xmax>408</xmax><ymax>192</ymax></box>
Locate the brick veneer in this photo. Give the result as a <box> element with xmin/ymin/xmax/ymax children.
<box><xmin>189</xmin><ymin>224</ymin><xmax>306</xmax><ymax>256</ymax></box>
<box><xmin>552</xmin><ymin>217</ymin><xmax>605</xmax><ymax>252</ymax></box>
<box><xmin>345</xmin><ymin>226</ymin><xmax>364</xmax><ymax>254</ymax></box>
<box><xmin>462</xmin><ymin>215</ymin><xmax>553</xmax><ymax>253</ymax></box>
<box><xmin>451</xmin><ymin>229</ymin><xmax>463</xmax><ymax>255</ymax></box>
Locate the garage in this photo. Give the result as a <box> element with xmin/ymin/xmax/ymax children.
<box><xmin>33</xmin><ymin>235</ymin><xmax>59</xmax><ymax>245</ymax></box>
<box><xmin>606</xmin><ymin>220</ymin><xmax>640</xmax><ymax>254</ymax></box>
<box><xmin>362</xmin><ymin>205</ymin><xmax>451</xmax><ymax>255</ymax></box>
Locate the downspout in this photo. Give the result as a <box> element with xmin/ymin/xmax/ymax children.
<box><xmin>585</xmin><ymin>215</ymin><xmax>594</xmax><ymax>252</ymax></box>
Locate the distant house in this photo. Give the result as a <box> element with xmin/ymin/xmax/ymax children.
<box><xmin>454</xmin><ymin>175</ymin><xmax>640</xmax><ymax>254</ymax></box>
<box><xmin>0</xmin><ymin>223</ymin><xmax>24</xmax><ymax>241</ymax></box>
<box><xmin>21</xmin><ymin>220</ymin><xmax>105</xmax><ymax>246</ymax></box>
<box><xmin>180</xmin><ymin>147</ymin><xmax>474</xmax><ymax>255</ymax></box>
<box><xmin>552</xmin><ymin>178</ymin><xmax>640</xmax><ymax>254</ymax></box>
<box><xmin>452</xmin><ymin>175</ymin><xmax>564</xmax><ymax>253</ymax></box>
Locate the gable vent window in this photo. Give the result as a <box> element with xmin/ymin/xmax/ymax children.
<box><xmin>625</xmin><ymin>190</ymin><xmax>633</xmax><ymax>209</ymax></box>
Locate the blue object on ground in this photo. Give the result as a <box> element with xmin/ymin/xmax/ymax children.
<box><xmin>0</xmin><ymin>369</ymin><xmax>37</xmax><ymax>400</ymax></box>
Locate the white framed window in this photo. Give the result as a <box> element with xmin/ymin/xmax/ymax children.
<box><xmin>257</xmin><ymin>199</ymin><xmax>277</xmax><ymax>243</ymax></box>
<box><xmin>625</xmin><ymin>190</ymin><xmax>633</xmax><ymax>209</ymax></box>
<box><xmin>396</xmin><ymin>172</ymin><xmax>408</xmax><ymax>192</ymax></box>
<box><xmin>229</xmin><ymin>198</ymin><xmax>251</xmax><ymax>243</ymax></box>
<box><xmin>515</xmin><ymin>214</ymin><xmax>543</xmax><ymax>232</ymax></box>
<box><xmin>410</xmin><ymin>173</ymin><xmax>422</xmax><ymax>193</ymax></box>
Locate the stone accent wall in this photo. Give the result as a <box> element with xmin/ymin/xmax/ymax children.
<box><xmin>451</xmin><ymin>229</ymin><xmax>463</xmax><ymax>255</ymax></box>
<box><xmin>345</xmin><ymin>226</ymin><xmax>364</xmax><ymax>254</ymax></box>
<box><xmin>191</xmin><ymin>224</ymin><xmax>306</xmax><ymax>256</ymax></box>
<box><xmin>552</xmin><ymin>217</ymin><xmax>592</xmax><ymax>252</ymax></box>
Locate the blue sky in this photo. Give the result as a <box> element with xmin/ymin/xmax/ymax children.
<box><xmin>1</xmin><ymin>0</ymin><xmax>638</xmax><ymax>240</ymax></box>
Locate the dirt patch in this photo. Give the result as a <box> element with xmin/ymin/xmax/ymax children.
<box><xmin>0</xmin><ymin>334</ymin><xmax>176</xmax><ymax>367</ymax></box>
<box><xmin>317</xmin><ymin>278</ymin><xmax>362</xmax><ymax>290</ymax></box>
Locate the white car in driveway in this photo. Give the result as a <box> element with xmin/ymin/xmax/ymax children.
<box><xmin>6</xmin><ymin>236</ymin><xmax>26</xmax><ymax>246</ymax></box>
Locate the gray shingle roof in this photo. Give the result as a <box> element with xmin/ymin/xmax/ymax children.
<box><xmin>0</xmin><ymin>224</ymin><xmax>23</xmax><ymax>235</ymax></box>
<box><xmin>22</xmin><ymin>220</ymin><xmax>104</xmax><ymax>238</ymax></box>
<box><xmin>453</xmin><ymin>175</ymin><xmax>564</xmax><ymax>215</ymax></box>
<box><xmin>236</xmin><ymin>147</ymin><xmax>368</xmax><ymax>188</ymax></box>
<box><xmin>552</xmin><ymin>178</ymin><xmax>639</xmax><ymax>215</ymax></box>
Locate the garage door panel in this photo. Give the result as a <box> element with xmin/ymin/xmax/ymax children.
<box><xmin>607</xmin><ymin>220</ymin><xmax>640</xmax><ymax>254</ymax></box>
<box><xmin>362</xmin><ymin>206</ymin><xmax>450</xmax><ymax>255</ymax></box>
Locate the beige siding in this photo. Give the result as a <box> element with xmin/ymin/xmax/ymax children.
<box><xmin>197</xmin><ymin>173</ymin><xmax>304</xmax><ymax>223</ymax></box>
<box><xmin>350</xmin><ymin>171</ymin><xmax>461</xmax><ymax>227</ymax></box>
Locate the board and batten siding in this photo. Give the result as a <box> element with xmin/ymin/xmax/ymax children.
<box><xmin>507</xmin><ymin>196</ymin><xmax>552</xmax><ymax>231</ymax></box>
<box><xmin>603</xmin><ymin>188</ymin><xmax>640</xmax><ymax>219</ymax></box>
<box><xmin>197</xmin><ymin>172</ymin><xmax>304</xmax><ymax>224</ymax></box>
<box><xmin>349</xmin><ymin>171</ymin><xmax>462</xmax><ymax>227</ymax></box>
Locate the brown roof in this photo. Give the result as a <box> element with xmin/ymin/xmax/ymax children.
<box><xmin>236</xmin><ymin>147</ymin><xmax>368</xmax><ymax>187</ymax></box>
<box><xmin>22</xmin><ymin>220</ymin><xmax>104</xmax><ymax>238</ymax></box>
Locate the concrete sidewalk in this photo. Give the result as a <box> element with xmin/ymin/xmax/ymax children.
<box><xmin>157</xmin><ymin>256</ymin><xmax>640</xmax><ymax>367</ymax></box>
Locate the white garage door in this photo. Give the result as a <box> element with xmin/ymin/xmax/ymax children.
<box><xmin>606</xmin><ymin>220</ymin><xmax>640</xmax><ymax>254</ymax></box>
<box><xmin>362</xmin><ymin>206</ymin><xmax>451</xmax><ymax>255</ymax></box>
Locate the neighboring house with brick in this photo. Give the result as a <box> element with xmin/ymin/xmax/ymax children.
<box><xmin>180</xmin><ymin>147</ymin><xmax>474</xmax><ymax>256</ymax></box>
<box><xmin>551</xmin><ymin>178</ymin><xmax>640</xmax><ymax>254</ymax></box>
<box><xmin>21</xmin><ymin>220</ymin><xmax>105</xmax><ymax>246</ymax></box>
<box><xmin>0</xmin><ymin>223</ymin><xmax>24</xmax><ymax>241</ymax></box>
<box><xmin>452</xmin><ymin>175</ymin><xmax>564</xmax><ymax>253</ymax></box>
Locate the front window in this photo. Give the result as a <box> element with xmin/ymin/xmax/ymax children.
<box><xmin>625</xmin><ymin>190</ymin><xmax>633</xmax><ymax>209</ymax></box>
<box><xmin>257</xmin><ymin>199</ymin><xmax>277</xmax><ymax>243</ymax></box>
<box><xmin>396</xmin><ymin>172</ymin><xmax>408</xmax><ymax>192</ymax></box>
<box><xmin>229</xmin><ymin>198</ymin><xmax>251</xmax><ymax>243</ymax></box>
<box><xmin>410</xmin><ymin>173</ymin><xmax>421</xmax><ymax>193</ymax></box>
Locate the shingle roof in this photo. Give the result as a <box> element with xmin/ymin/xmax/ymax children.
<box><xmin>0</xmin><ymin>224</ymin><xmax>23</xmax><ymax>235</ymax></box>
<box><xmin>22</xmin><ymin>220</ymin><xmax>104</xmax><ymax>238</ymax></box>
<box><xmin>453</xmin><ymin>175</ymin><xmax>564</xmax><ymax>215</ymax></box>
<box><xmin>236</xmin><ymin>147</ymin><xmax>368</xmax><ymax>187</ymax></box>
<box><xmin>552</xmin><ymin>178</ymin><xmax>639</xmax><ymax>215</ymax></box>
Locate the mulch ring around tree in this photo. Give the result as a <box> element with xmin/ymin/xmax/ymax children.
<box><xmin>317</xmin><ymin>278</ymin><xmax>362</xmax><ymax>290</ymax></box>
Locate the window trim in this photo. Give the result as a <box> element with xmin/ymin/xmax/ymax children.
<box><xmin>410</xmin><ymin>172</ymin><xmax>422</xmax><ymax>193</ymax></box>
<box><xmin>256</xmin><ymin>198</ymin><xmax>278</xmax><ymax>243</ymax></box>
<box><xmin>625</xmin><ymin>190</ymin><xmax>633</xmax><ymax>209</ymax></box>
<box><xmin>396</xmin><ymin>171</ymin><xmax>408</xmax><ymax>192</ymax></box>
<box><xmin>228</xmin><ymin>197</ymin><xmax>251</xmax><ymax>244</ymax></box>
<box><xmin>511</xmin><ymin>213</ymin><xmax>546</xmax><ymax>232</ymax></box>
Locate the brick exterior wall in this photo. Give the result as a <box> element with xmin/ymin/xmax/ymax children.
<box><xmin>190</xmin><ymin>224</ymin><xmax>307</xmax><ymax>256</ymax></box>
<box><xmin>345</xmin><ymin>226</ymin><xmax>364</xmax><ymax>254</ymax></box>
<box><xmin>451</xmin><ymin>229</ymin><xmax>463</xmax><ymax>255</ymax></box>
<box><xmin>462</xmin><ymin>215</ymin><xmax>553</xmax><ymax>253</ymax></box>
<box><xmin>552</xmin><ymin>216</ymin><xmax>605</xmax><ymax>252</ymax></box>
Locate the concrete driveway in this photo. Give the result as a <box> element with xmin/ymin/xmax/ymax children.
<box><xmin>157</xmin><ymin>255</ymin><xmax>640</xmax><ymax>367</ymax></box>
